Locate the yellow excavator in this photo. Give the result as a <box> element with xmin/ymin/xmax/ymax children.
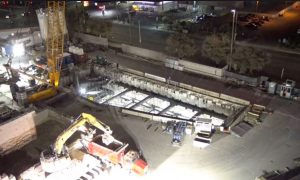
<box><xmin>40</xmin><ymin>113</ymin><xmax>114</xmax><ymax>173</ymax></box>
<box><xmin>38</xmin><ymin>112</ymin><xmax>148</xmax><ymax>178</ymax></box>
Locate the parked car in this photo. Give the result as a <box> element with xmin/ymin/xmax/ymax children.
<box><xmin>245</xmin><ymin>22</ymin><xmax>258</xmax><ymax>30</ymax></box>
<box><xmin>238</xmin><ymin>16</ymin><xmax>249</xmax><ymax>22</ymax></box>
<box><xmin>21</xmin><ymin>11</ymin><xmax>31</xmax><ymax>17</ymax></box>
<box><xmin>5</xmin><ymin>13</ymin><xmax>16</xmax><ymax>19</ymax></box>
<box><xmin>262</xmin><ymin>15</ymin><xmax>269</xmax><ymax>21</ymax></box>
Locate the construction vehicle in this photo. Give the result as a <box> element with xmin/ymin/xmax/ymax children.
<box><xmin>171</xmin><ymin>121</ymin><xmax>187</xmax><ymax>146</ymax></box>
<box><xmin>163</xmin><ymin>121</ymin><xmax>187</xmax><ymax>146</ymax></box>
<box><xmin>4</xmin><ymin>1</ymin><xmax>66</xmax><ymax>103</ymax></box>
<box><xmin>20</xmin><ymin>113</ymin><xmax>148</xmax><ymax>179</ymax></box>
<box><xmin>27</xmin><ymin>1</ymin><xmax>65</xmax><ymax>102</ymax></box>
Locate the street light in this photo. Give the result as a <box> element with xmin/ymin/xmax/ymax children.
<box><xmin>229</xmin><ymin>9</ymin><xmax>236</xmax><ymax>71</ymax></box>
<box><xmin>138</xmin><ymin>20</ymin><xmax>142</xmax><ymax>44</ymax></box>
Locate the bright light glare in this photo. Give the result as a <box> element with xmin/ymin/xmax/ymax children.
<box><xmin>83</xmin><ymin>1</ymin><xmax>89</xmax><ymax>7</ymax></box>
<box><xmin>231</xmin><ymin>9</ymin><xmax>236</xmax><ymax>13</ymax></box>
<box><xmin>80</xmin><ymin>88</ymin><xmax>86</xmax><ymax>94</ymax></box>
<box><xmin>13</xmin><ymin>43</ymin><xmax>25</xmax><ymax>57</ymax></box>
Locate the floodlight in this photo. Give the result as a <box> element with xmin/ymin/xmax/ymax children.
<box><xmin>12</xmin><ymin>43</ymin><xmax>25</xmax><ymax>57</ymax></box>
<box><xmin>79</xmin><ymin>88</ymin><xmax>86</xmax><ymax>94</ymax></box>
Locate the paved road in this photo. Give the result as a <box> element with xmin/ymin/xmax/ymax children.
<box><xmin>98</xmin><ymin>14</ymin><xmax>300</xmax><ymax>86</ymax></box>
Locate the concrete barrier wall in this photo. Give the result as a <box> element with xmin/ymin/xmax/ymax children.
<box><xmin>179</xmin><ymin>60</ymin><xmax>224</xmax><ymax>79</ymax></box>
<box><xmin>191</xmin><ymin>86</ymin><xmax>220</xmax><ymax>98</ymax></box>
<box><xmin>121</xmin><ymin>44</ymin><xmax>167</xmax><ymax>62</ymax></box>
<box><xmin>109</xmin><ymin>42</ymin><xmax>122</xmax><ymax>49</ymax></box>
<box><xmin>120</xmin><ymin>44</ymin><xmax>224</xmax><ymax>79</ymax></box>
<box><xmin>118</xmin><ymin>65</ymin><xmax>144</xmax><ymax>76</ymax></box>
<box><xmin>220</xmin><ymin>94</ymin><xmax>250</xmax><ymax>106</ymax></box>
<box><xmin>224</xmin><ymin>70</ymin><xmax>258</xmax><ymax>87</ymax></box>
<box><xmin>74</xmin><ymin>32</ymin><xmax>108</xmax><ymax>47</ymax></box>
<box><xmin>0</xmin><ymin>110</ymin><xmax>49</xmax><ymax>155</ymax></box>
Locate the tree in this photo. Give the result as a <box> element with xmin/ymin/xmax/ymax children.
<box><xmin>201</xmin><ymin>33</ymin><xmax>230</xmax><ymax>65</ymax></box>
<box><xmin>166</xmin><ymin>32</ymin><xmax>197</xmax><ymax>58</ymax></box>
<box><xmin>66</xmin><ymin>3</ymin><xmax>89</xmax><ymax>33</ymax></box>
<box><xmin>86</xmin><ymin>20</ymin><xmax>112</xmax><ymax>37</ymax></box>
<box><xmin>202</xmin><ymin>33</ymin><xmax>270</xmax><ymax>74</ymax></box>
<box><xmin>232</xmin><ymin>46</ymin><xmax>270</xmax><ymax>74</ymax></box>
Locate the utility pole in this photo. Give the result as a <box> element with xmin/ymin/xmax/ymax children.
<box><xmin>138</xmin><ymin>20</ymin><xmax>142</xmax><ymax>44</ymax></box>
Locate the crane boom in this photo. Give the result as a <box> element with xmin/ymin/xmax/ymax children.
<box><xmin>54</xmin><ymin>113</ymin><xmax>113</xmax><ymax>155</ymax></box>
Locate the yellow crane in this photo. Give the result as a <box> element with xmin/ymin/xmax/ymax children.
<box><xmin>28</xmin><ymin>1</ymin><xmax>65</xmax><ymax>102</ymax></box>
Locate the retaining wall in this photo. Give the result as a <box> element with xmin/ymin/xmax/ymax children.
<box><xmin>74</xmin><ymin>32</ymin><xmax>108</xmax><ymax>47</ymax></box>
<box><xmin>0</xmin><ymin>110</ymin><xmax>46</xmax><ymax>155</ymax></box>
<box><xmin>121</xmin><ymin>44</ymin><xmax>167</xmax><ymax>62</ymax></box>
<box><xmin>179</xmin><ymin>60</ymin><xmax>224</xmax><ymax>79</ymax></box>
<box><xmin>0</xmin><ymin>109</ymin><xmax>71</xmax><ymax>155</ymax></box>
<box><xmin>224</xmin><ymin>70</ymin><xmax>258</xmax><ymax>87</ymax></box>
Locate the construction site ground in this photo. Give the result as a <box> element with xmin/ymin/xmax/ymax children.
<box><xmin>1</xmin><ymin>92</ymin><xmax>300</xmax><ymax>179</ymax></box>
<box><xmin>0</xmin><ymin>119</ymin><xmax>69</xmax><ymax>176</ymax></box>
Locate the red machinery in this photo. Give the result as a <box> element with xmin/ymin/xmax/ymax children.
<box><xmin>88</xmin><ymin>134</ymin><xmax>148</xmax><ymax>176</ymax></box>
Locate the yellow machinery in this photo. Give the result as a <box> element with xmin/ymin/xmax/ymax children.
<box><xmin>40</xmin><ymin>113</ymin><xmax>113</xmax><ymax>173</ymax></box>
<box><xmin>28</xmin><ymin>1</ymin><xmax>65</xmax><ymax>102</ymax></box>
<box><xmin>53</xmin><ymin>113</ymin><xmax>113</xmax><ymax>155</ymax></box>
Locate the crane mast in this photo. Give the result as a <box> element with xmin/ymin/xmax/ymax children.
<box><xmin>47</xmin><ymin>1</ymin><xmax>65</xmax><ymax>88</ymax></box>
<box><xmin>27</xmin><ymin>1</ymin><xmax>65</xmax><ymax>102</ymax></box>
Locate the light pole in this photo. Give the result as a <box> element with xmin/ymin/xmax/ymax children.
<box><xmin>234</xmin><ymin>11</ymin><xmax>238</xmax><ymax>41</ymax></box>
<box><xmin>229</xmin><ymin>9</ymin><xmax>236</xmax><ymax>71</ymax></box>
<box><xmin>138</xmin><ymin>20</ymin><xmax>142</xmax><ymax>44</ymax></box>
<box><xmin>128</xmin><ymin>14</ymin><xmax>132</xmax><ymax>44</ymax></box>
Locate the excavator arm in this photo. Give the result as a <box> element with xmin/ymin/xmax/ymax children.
<box><xmin>54</xmin><ymin>113</ymin><xmax>112</xmax><ymax>155</ymax></box>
